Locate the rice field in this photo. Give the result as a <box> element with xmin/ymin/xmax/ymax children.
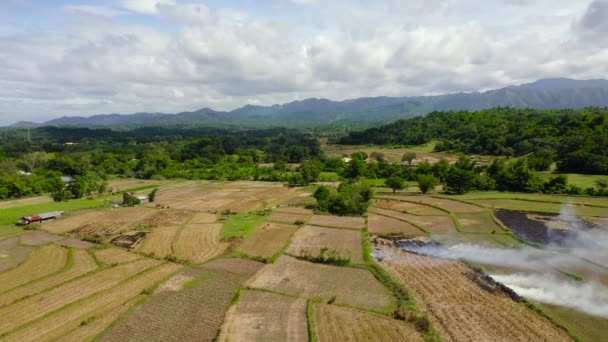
<box><xmin>173</xmin><ymin>223</ymin><xmax>228</xmax><ymax>263</ymax></box>
<box><xmin>286</xmin><ymin>225</ymin><xmax>364</xmax><ymax>264</ymax></box>
<box><xmin>246</xmin><ymin>256</ymin><xmax>393</xmax><ymax>311</ymax></box>
<box><xmin>309</xmin><ymin>215</ymin><xmax>365</xmax><ymax>229</ymax></box>
<box><xmin>217</xmin><ymin>290</ymin><xmax>308</xmax><ymax>342</ymax></box>
<box><xmin>368</xmin><ymin>213</ymin><xmax>426</xmax><ymax>235</ymax></box>
<box><xmin>369</xmin><ymin>207</ymin><xmax>456</xmax><ymax>233</ymax></box>
<box><xmin>238</xmin><ymin>222</ymin><xmax>298</xmax><ymax>258</ymax></box>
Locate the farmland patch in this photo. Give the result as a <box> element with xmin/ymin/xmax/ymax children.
<box><xmin>378</xmin><ymin>246</ymin><xmax>571</xmax><ymax>342</ymax></box>
<box><xmin>19</xmin><ymin>231</ymin><xmax>64</xmax><ymax>246</ymax></box>
<box><xmin>309</xmin><ymin>215</ymin><xmax>365</xmax><ymax>229</ymax></box>
<box><xmin>95</xmin><ymin>248</ymin><xmax>140</xmax><ymax>265</ymax></box>
<box><xmin>137</xmin><ymin>225</ymin><xmax>181</xmax><ymax>259</ymax></box>
<box><xmin>173</xmin><ymin>223</ymin><xmax>228</xmax><ymax>263</ymax></box>
<box><xmin>312</xmin><ymin>303</ymin><xmax>423</xmax><ymax>342</ymax></box>
<box><xmin>368</xmin><ymin>213</ymin><xmax>425</xmax><ymax>235</ymax></box>
<box><xmin>246</xmin><ymin>256</ymin><xmax>392</xmax><ymax>311</ymax></box>
<box><xmin>457</xmin><ymin>212</ymin><xmax>503</xmax><ymax>233</ymax></box>
<box><xmin>369</xmin><ymin>207</ymin><xmax>456</xmax><ymax>233</ymax></box>
<box><xmin>268</xmin><ymin>212</ymin><xmax>310</xmax><ymax>224</ymax></box>
<box><xmin>190</xmin><ymin>212</ymin><xmax>217</xmax><ymax>224</ymax></box>
<box><xmin>0</xmin><ymin>244</ymin><xmax>67</xmax><ymax>293</ymax></box>
<box><xmin>142</xmin><ymin>209</ymin><xmax>193</xmax><ymax>227</ymax></box>
<box><xmin>391</xmin><ymin>195</ymin><xmax>484</xmax><ymax>213</ymax></box>
<box><xmin>274</xmin><ymin>207</ymin><xmax>314</xmax><ymax>215</ymax></box>
<box><xmin>238</xmin><ymin>222</ymin><xmax>298</xmax><ymax>258</ymax></box>
<box><xmin>103</xmin><ymin>265</ymin><xmax>252</xmax><ymax>342</ymax></box>
<box><xmin>374</xmin><ymin>199</ymin><xmax>447</xmax><ymax>216</ymax></box>
<box><xmin>286</xmin><ymin>225</ymin><xmax>363</xmax><ymax>264</ymax></box>
<box><xmin>217</xmin><ymin>290</ymin><xmax>308</xmax><ymax>342</ymax></box>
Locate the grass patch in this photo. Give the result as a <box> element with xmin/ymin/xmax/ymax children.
<box><xmin>306</xmin><ymin>298</ymin><xmax>319</xmax><ymax>342</ymax></box>
<box><xmin>318</xmin><ymin>172</ymin><xmax>340</xmax><ymax>182</ymax></box>
<box><xmin>0</xmin><ymin>198</ymin><xmax>107</xmax><ymax>226</ymax></box>
<box><xmin>538</xmin><ymin>172</ymin><xmax>608</xmax><ymax>189</ymax></box>
<box><xmin>220</xmin><ymin>213</ymin><xmax>267</xmax><ymax>240</ymax></box>
<box><xmin>116</xmin><ymin>185</ymin><xmax>159</xmax><ymax>194</ymax></box>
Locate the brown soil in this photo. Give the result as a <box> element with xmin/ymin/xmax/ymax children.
<box><xmin>383</xmin><ymin>196</ymin><xmax>484</xmax><ymax>213</ymax></box>
<box><xmin>368</xmin><ymin>213</ymin><xmax>425</xmax><ymax>235</ymax></box>
<box><xmin>268</xmin><ymin>212</ymin><xmax>311</xmax><ymax>224</ymax></box>
<box><xmin>378</xmin><ymin>245</ymin><xmax>571</xmax><ymax>342</ymax></box>
<box><xmin>94</xmin><ymin>248</ymin><xmax>141</xmax><ymax>264</ymax></box>
<box><xmin>246</xmin><ymin>256</ymin><xmax>392</xmax><ymax>310</ymax></box>
<box><xmin>286</xmin><ymin>225</ymin><xmax>364</xmax><ymax>263</ymax></box>
<box><xmin>201</xmin><ymin>258</ymin><xmax>265</xmax><ymax>276</ymax></box>
<box><xmin>110</xmin><ymin>232</ymin><xmax>148</xmax><ymax>249</ymax></box>
<box><xmin>0</xmin><ymin>244</ymin><xmax>35</xmax><ymax>272</ymax></box>
<box><xmin>274</xmin><ymin>207</ymin><xmax>314</xmax><ymax>215</ymax></box>
<box><xmin>238</xmin><ymin>222</ymin><xmax>298</xmax><ymax>258</ymax></box>
<box><xmin>19</xmin><ymin>231</ymin><xmax>64</xmax><ymax>246</ymax></box>
<box><xmin>189</xmin><ymin>212</ymin><xmax>218</xmax><ymax>224</ymax></box>
<box><xmin>313</xmin><ymin>303</ymin><xmax>423</xmax><ymax>342</ymax></box>
<box><xmin>57</xmin><ymin>237</ymin><xmax>95</xmax><ymax>249</ymax></box>
<box><xmin>217</xmin><ymin>290</ymin><xmax>308</xmax><ymax>342</ymax></box>
<box><xmin>309</xmin><ymin>215</ymin><xmax>365</xmax><ymax>229</ymax></box>
<box><xmin>142</xmin><ymin>209</ymin><xmax>194</xmax><ymax>227</ymax></box>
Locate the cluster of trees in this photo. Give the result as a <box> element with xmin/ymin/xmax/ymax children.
<box><xmin>0</xmin><ymin>127</ymin><xmax>322</xmax><ymax>200</ymax></box>
<box><xmin>313</xmin><ymin>181</ymin><xmax>373</xmax><ymax>216</ymax></box>
<box><xmin>339</xmin><ymin>107</ymin><xmax>608</xmax><ymax>175</ymax></box>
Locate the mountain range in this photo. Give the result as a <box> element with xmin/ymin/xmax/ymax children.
<box><xmin>9</xmin><ymin>78</ymin><xmax>608</xmax><ymax>129</ymax></box>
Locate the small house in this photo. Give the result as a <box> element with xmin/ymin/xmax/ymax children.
<box><xmin>61</xmin><ymin>176</ymin><xmax>76</xmax><ymax>184</ymax></box>
<box><xmin>19</xmin><ymin>211</ymin><xmax>65</xmax><ymax>225</ymax></box>
<box><xmin>137</xmin><ymin>195</ymin><xmax>149</xmax><ymax>204</ymax></box>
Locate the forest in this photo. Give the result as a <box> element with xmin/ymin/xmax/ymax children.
<box><xmin>339</xmin><ymin>107</ymin><xmax>608</xmax><ymax>175</ymax></box>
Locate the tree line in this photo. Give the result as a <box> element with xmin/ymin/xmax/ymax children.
<box><xmin>339</xmin><ymin>107</ymin><xmax>608</xmax><ymax>175</ymax></box>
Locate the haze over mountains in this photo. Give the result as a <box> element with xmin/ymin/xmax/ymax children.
<box><xmin>9</xmin><ymin>78</ymin><xmax>608</xmax><ymax>129</ymax></box>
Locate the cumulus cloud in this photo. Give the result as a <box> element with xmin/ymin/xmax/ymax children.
<box><xmin>0</xmin><ymin>0</ymin><xmax>606</xmax><ymax>124</ymax></box>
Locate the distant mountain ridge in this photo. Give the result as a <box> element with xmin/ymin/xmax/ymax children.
<box><xmin>9</xmin><ymin>78</ymin><xmax>608</xmax><ymax>129</ymax></box>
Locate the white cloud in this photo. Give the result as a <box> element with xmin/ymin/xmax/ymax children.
<box><xmin>122</xmin><ymin>0</ymin><xmax>175</xmax><ymax>14</ymax></box>
<box><xmin>0</xmin><ymin>0</ymin><xmax>606</xmax><ymax>125</ymax></box>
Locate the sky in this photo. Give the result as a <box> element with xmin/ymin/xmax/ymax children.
<box><xmin>0</xmin><ymin>0</ymin><xmax>607</xmax><ymax>125</ymax></box>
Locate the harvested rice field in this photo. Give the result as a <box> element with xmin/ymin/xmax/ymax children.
<box><xmin>137</xmin><ymin>225</ymin><xmax>181</xmax><ymax>258</ymax></box>
<box><xmin>95</xmin><ymin>247</ymin><xmax>141</xmax><ymax>264</ymax></box>
<box><xmin>217</xmin><ymin>290</ymin><xmax>308</xmax><ymax>342</ymax></box>
<box><xmin>456</xmin><ymin>211</ymin><xmax>504</xmax><ymax>233</ymax></box>
<box><xmin>238</xmin><ymin>222</ymin><xmax>298</xmax><ymax>258</ymax></box>
<box><xmin>246</xmin><ymin>256</ymin><xmax>393</xmax><ymax>310</ymax></box>
<box><xmin>378</xmin><ymin>245</ymin><xmax>571</xmax><ymax>342</ymax></box>
<box><xmin>19</xmin><ymin>230</ymin><xmax>64</xmax><ymax>245</ymax></box>
<box><xmin>369</xmin><ymin>207</ymin><xmax>456</xmax><ymax>233</ymax></box>
<box><xmin>103</xmin><ymin>259</ymin><xmax>263</xmax><ymax>342</ymax></box>
<box><xmin>368</xmin><ymin>213</ymin><xmax>425</xmax><ymax>235</ymax></box>
<box><xmin>172</xmin><ymin>223</ymin><xmax>228</xmax><ymax>263</ymax></box>
<box><xmin>312</xmin><ymin>303</ymin><xmax>423</xmax><ymax>342</ymax></box>
<box><xmin>268</xmin><ymin>211</ymin><xmax>311</xmax><ymax>224</ymax></box>
<box><xmin>391</xmin><ymin>195</ymin><xmax>485</xmax><ymax>213</ymax></box>
<box><xmin>373</xmin><ymin>198</ymin><xmax>447</xmax><ymax>216</ymax></box>
<box><xmin>274</xmin><ymin>206</ymin><xmax>314</xmax><ymax>215</ymax></box>
<box><xmin>309</xmin><ymin>215</ymin><xmax>365</xmax><ymax>229</ymax></box>
<box><xmin>286</xmin><ymin>225</ymin><xmax>364</xmax><ymax>263</ymax></box>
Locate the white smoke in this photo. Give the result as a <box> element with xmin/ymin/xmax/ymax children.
<box><xmin>491</xmin><ymin>273</ymin><xmax>608</xmax><ymax>319</ymax></box>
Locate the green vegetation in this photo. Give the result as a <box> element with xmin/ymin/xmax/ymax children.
<box><xmin>313</xmin><ymin>181</ymin><xmax>373</xmax><ymax>216</ymax></box>
<box><xmin>219</xmin><ymin>213</ymin><xmax>267</xmax><ymax>241</ymax></box>
<box><xmin>0</xmin><ymin>198</ymin><xmax>106</xmax><ymax>225</ymax></box>
<box><xmin>341</xmin><ymin>107</ymin><xmax>608</xmax><ymax>175</ymax></box>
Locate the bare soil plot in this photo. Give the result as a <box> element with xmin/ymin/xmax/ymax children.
<box><xmin>238</xmin><ymin>222</ymin><xmax>298</xmax><ymax>258</ymax></box>
<box><xmin>201</xmin><ymin>258</ymin><xmax>265</xmax><ymax>276</ymax></box>
<box><xmin>374</xmin><ymin>199</ymin><xmax>447</xmax><ymax>216</ymax></box>
<box><xmin>246</xmin><ymin>256</ymin><xmax>392</xmax><ymax>310</ymax></box>
<box><xmin>142</xmin><ymin>209</ymin><xmax>194</xmax><ymax>227</ymax></box>
<box><xmin>378</xmin><ymin>246</ymin><xmax>571</xmax><ymax>342</ymax></box>
<box><xmin>137</xmin><ymin>225</ymin><xmax>181</xmax><ymax>258</ymax></box>
<box><xmin>368</xmin><ymin>213</ymin><xmax>425</xmax><ymax>235</ymax></box>
<box><xmin>0</xmin><ymin>243</ymin><xmax>34</xmax><ymax>272</ymax></box>
<box><xmin>218</xmin><ymin>290</ymin><xmax>308</xmax><ymax>342</ymax></box>
<box><xmin>173</xmin><ymin>223</ymin><xmax>228</xmax><ymax>263</ymax></box>
<box><xmin>286</xmin><ymin>225</ymin><xmax>364</xmax><ymax>264</ymax></box>
<box><xmin>268</xmin><ymin>212</ymin><xmax>311</xmax><ymax>224</ymax></box>
<box><xmin>103</xmin><ymin>266</ymin><xmax>250</xmax><ymax>342</ymax></box>
<box><xmin>0</xmin><ymin>249</ymin><xmax>97</xmax><ymax>308</ymax></box>
<box><xmin>274</xmin><ymin>207</ymin><xmax>314</xmax><ymax>215</ymax></box>
<box><xmin>369</xmin><ymin>207</ymin><xmax>456</xmax><ymax>233</ymax></box>
<box><xmin>0</xmin><ymin>244</ymin><xmax>68</xmax><ymax>293</ymax></box>
<box><xmin>309</xmin><ymin>215</ymin><xmax>365</xmax><ymax>229</ymax></box>
<box><xmin>313</xmin><ymin>303</ymin><xmax>422</xmax><ymax>342</ymax></box>
<box><xmin>42</xmin><ymin>211</ymin><xmax>107</xmax><ymax>234</ymax></box>
<box><xmin>393</xmin><ymin>196</ymin><xmax>485</xmax><ymax>213</ymax></box>
<box><xmin>0</xmin><ymin>258</ymin><xmax>161</xmax><ymax>335</ymax></box>
<box><xmin>19</xmin><ymin>231</ymin><xmax>64</xmax><ymax>246</ymax></box>
<box><xmin>7</xmin><ymin>263</ymin><xmax>181</xmax><ymax>342</ymax></box>
<box><xmin>457</xmin><ymin>212</ymin><xmax>503</xmax><ymax>233</ymax></box>
<box><xmin>94</xmin><ymin>248</ymin><xmax>140</xmax><ymax>265</ymax></box>
<box><xmin>57</xmin><ymin>237</ymin><xmax>95</xmax><ymax>249</ymax></box>
<box><xmin>190</xmin><ymin>212</ymin><xmax>218</xmax><ymax>224</ymax></box>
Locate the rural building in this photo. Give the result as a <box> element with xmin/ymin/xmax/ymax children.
<box><xmin>61</xmin><ymin>176</ymin><xmax>76</xmax><ymax>184</ymax></box>
<box><xmin>137</xmin><ymin>195</ymin><xmax>150</xmax><ymax>204</ymax></box>
<box><xmin>19</xmin><ymin>211</ymin><xmax>65</xmax><ymax>225</ymax></box>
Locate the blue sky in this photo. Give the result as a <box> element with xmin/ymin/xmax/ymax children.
<box><xmin>0</xmin><ymin>0</ymin><xmax>606</xmax><ymax>124</ymax></box>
